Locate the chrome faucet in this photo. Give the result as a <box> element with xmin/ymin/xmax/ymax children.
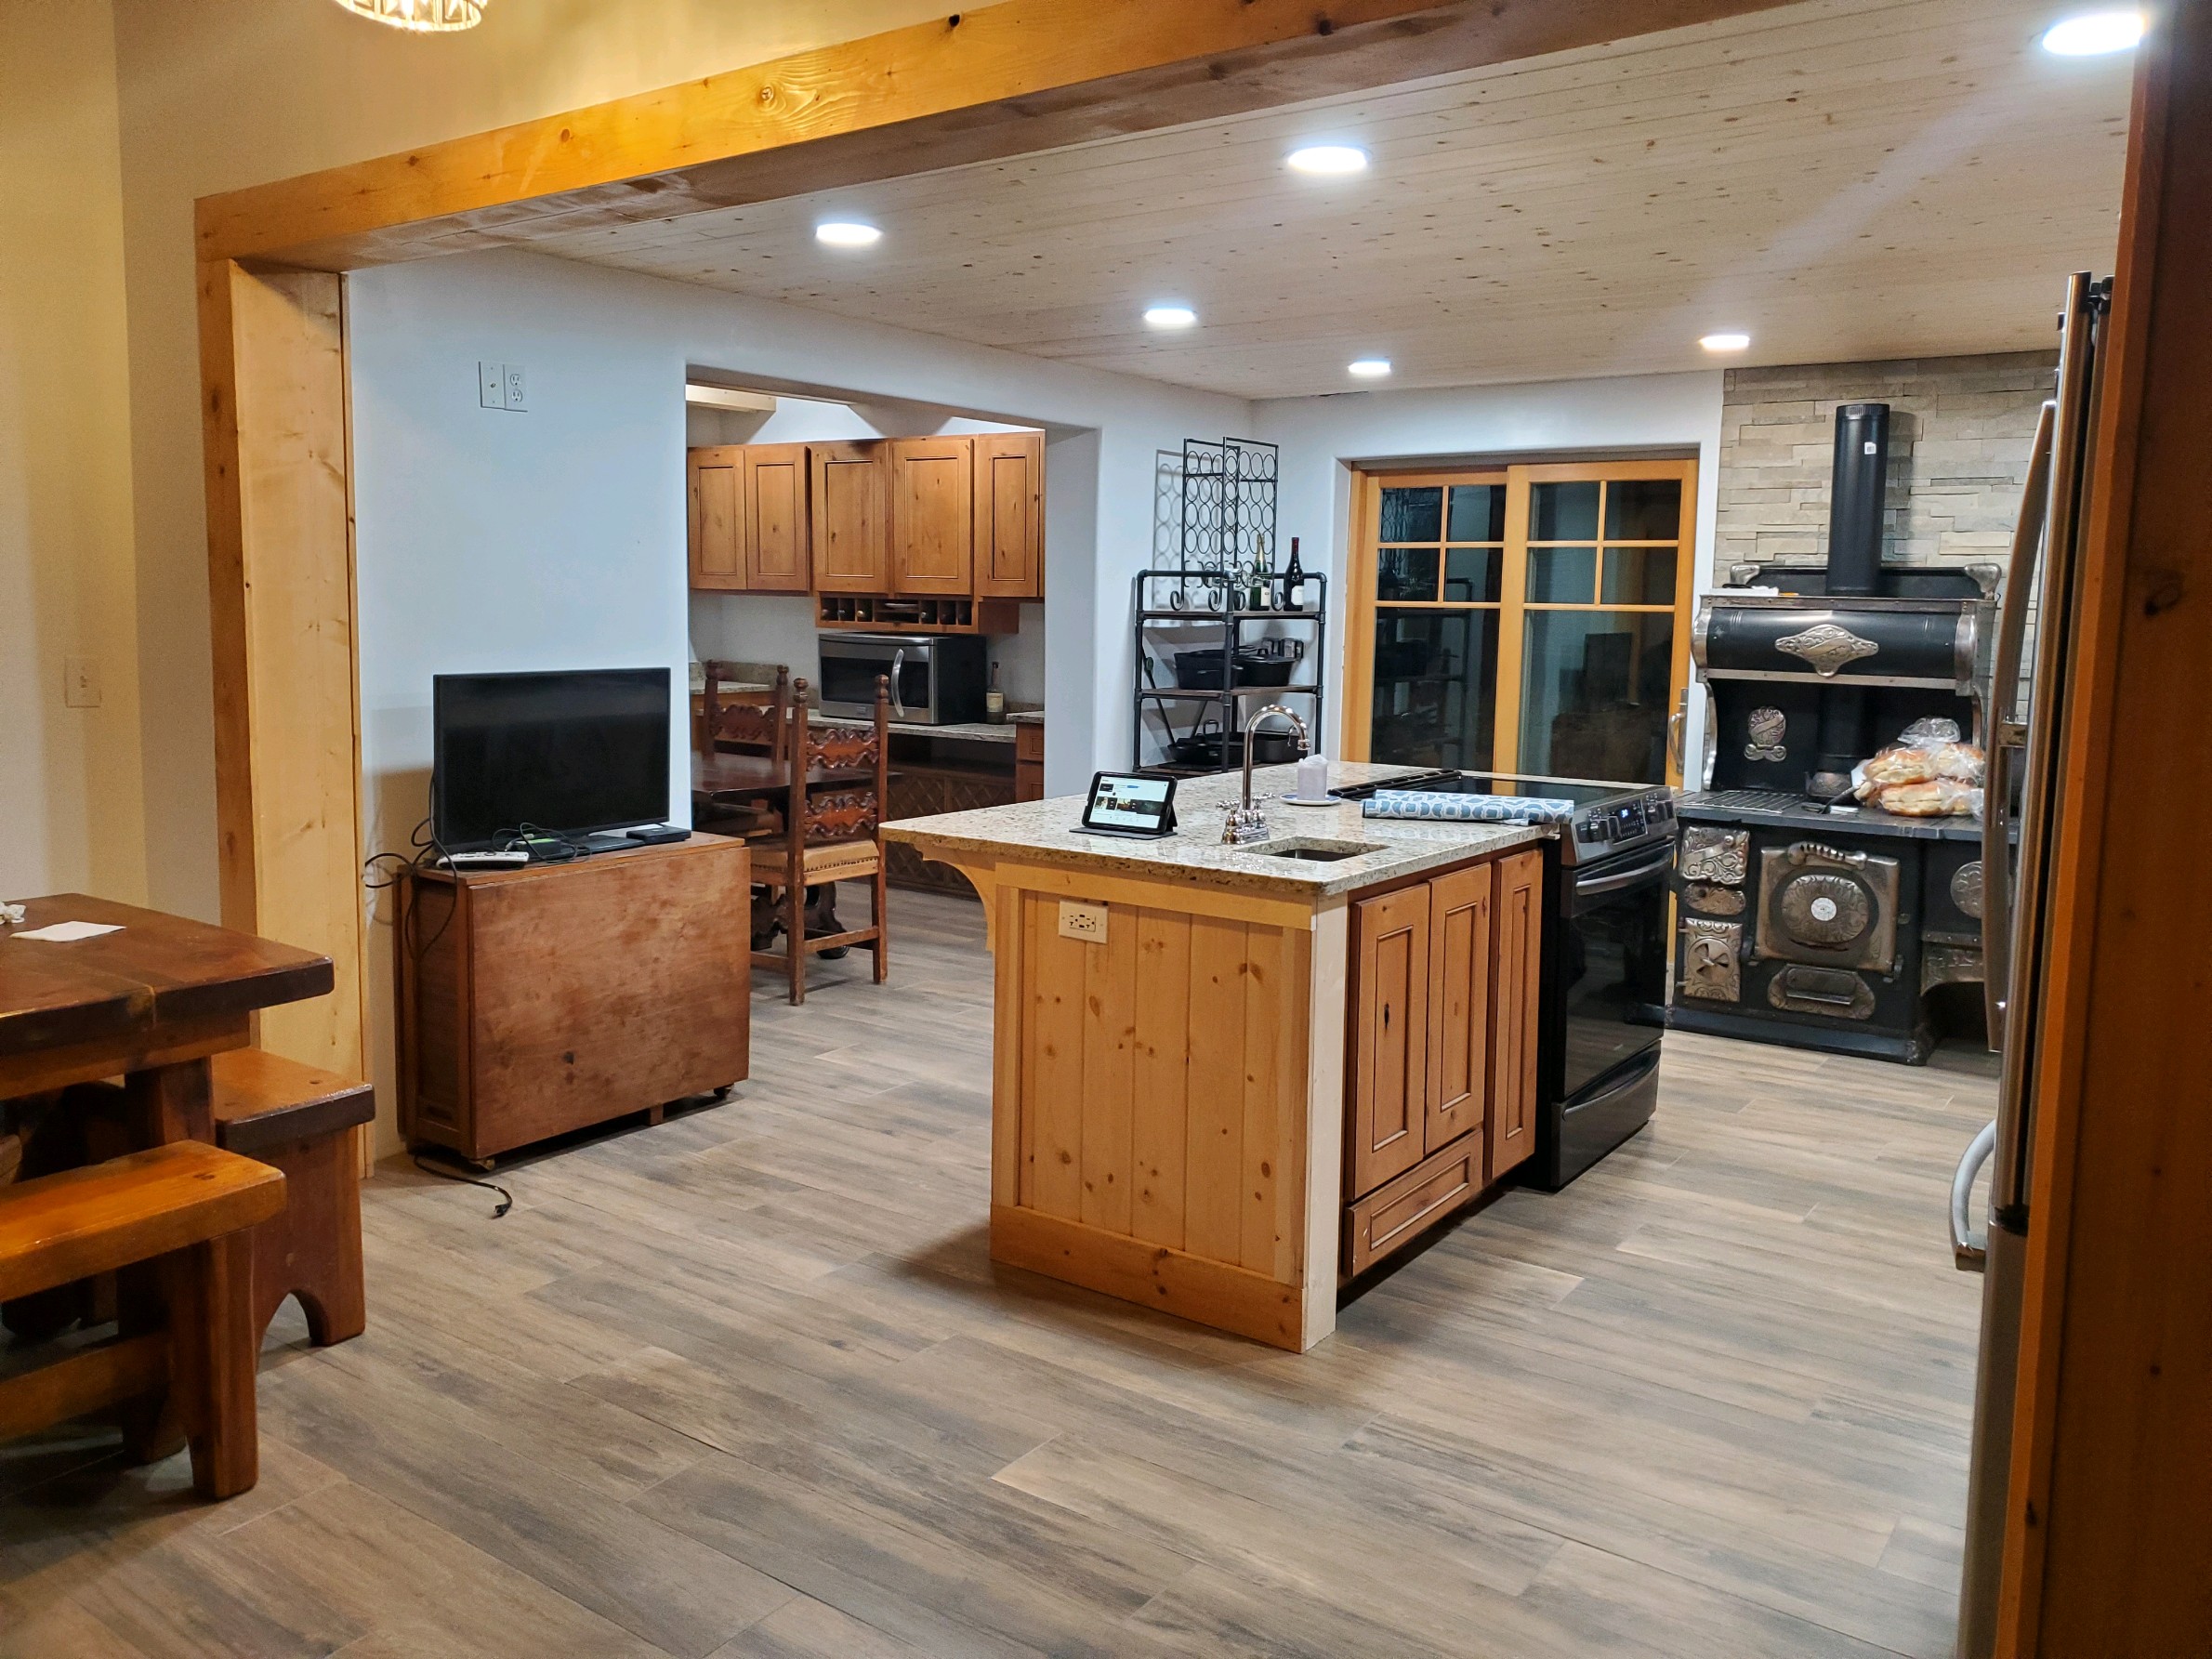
<box><xmin>1222</xmin><ymin>704</ymin><xmax>1310</xmax><ymax>845</ymax></box>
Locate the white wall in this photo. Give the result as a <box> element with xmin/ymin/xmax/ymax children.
<box><xmin>681</xmin><ymin>398</ymin><xmax>1046</xmax><ymax>706</ymax></box>
<box><xmin>1253</xmin><ymin>371</ymin><xmax>1727</xmax><ymax>774</ymax></box>
<box><xmin>0</xmin><ymin>0</ymin><xmax>149</xmax><ymax>903</ymax></box>
<box><xmin>348</xmin><ymin>246</ymin><xmax>1239</xmax><ymax>1147</ymax></box>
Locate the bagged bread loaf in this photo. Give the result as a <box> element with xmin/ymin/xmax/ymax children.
<box><xmin>1851</xmin><ymin>718</ymin><xmax>1985</xmax><ymax>815</ymax></box>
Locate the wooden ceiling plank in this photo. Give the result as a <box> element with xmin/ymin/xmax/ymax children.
<box><xmin>195</xmin><ymin>0</ymin><xmax>1812</xmax><ymax>270</ymax></box>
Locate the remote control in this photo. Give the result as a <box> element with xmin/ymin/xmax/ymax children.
<box><xmin>441</xmin><ymin>850</ymin><xmax>530</xmax><ymax>870</ymax></box>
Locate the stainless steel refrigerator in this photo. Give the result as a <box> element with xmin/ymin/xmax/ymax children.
<box><xmin>1952</xmin><ymin>270</ymin><xmax>2109</xmax><ymax>1659</ymax></box>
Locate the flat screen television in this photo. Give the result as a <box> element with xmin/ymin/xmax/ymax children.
<box><xmin>432</xmin><ymin>667</ymin><xmax>670</xmax><ymax>849</ymax></box>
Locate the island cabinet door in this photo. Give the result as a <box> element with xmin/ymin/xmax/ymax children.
<box><xmin>1350</xmin><ymin>885</ymin><xmax>1431</xmax><ymax>1197</ymax></box>
<box><xmin>1487</xmin><ymin>849</ymin><xmax>1544</xmax><ymax>1182</ymax></box>
<box><xmin>1426</xmin><ymin>862</ymin><xmax>1494</xmax><ymax>1154</ymax></box>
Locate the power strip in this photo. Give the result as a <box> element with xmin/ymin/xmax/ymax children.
<box><xmin>441</xmin><ymin>850</ymin><xmax>530</xmax><ymax>870</ymax></box>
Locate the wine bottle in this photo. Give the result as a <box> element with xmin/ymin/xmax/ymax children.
<box><xmin>1284</xmin><ymin>537</ymin><xmax>1307</xmax><ymax>610</ymax></box>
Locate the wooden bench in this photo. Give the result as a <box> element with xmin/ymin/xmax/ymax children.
<box><xmin>209</xmin><ymin>1049</ymin><xmax>372</xmax><ymax>1349</ymax></box>
<box><xmin>0</xmin><ymin>1141</ymin><xmax>284</xmax><ymax>1499</ymax></box>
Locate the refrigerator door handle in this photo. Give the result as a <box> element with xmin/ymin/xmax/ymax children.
<box><xmin>1982</xmin><ymin>400</ymin><xmax>2055</xmax><ymax>1049</ymax></box>
<box><xmin>1952</xmin><ymin>1120</ymin><xmax>1998</xmax><ymax>1271</ymax></box>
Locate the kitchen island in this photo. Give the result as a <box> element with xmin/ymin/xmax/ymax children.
<box><xmin>885</xmin><ymin>762</ymin><xmax>1553</xmax><ymax>1350</ymax></box>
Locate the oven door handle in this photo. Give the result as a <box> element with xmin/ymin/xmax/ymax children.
<box><xmin>888</xmin><ymin>649</ymin><xmax>907</xmax><ymax>720</ymax></box>
<box><xmin>1573</xmin><ymin>845</ymin><xmax>1676</xmax><ymax>897</ymax></box>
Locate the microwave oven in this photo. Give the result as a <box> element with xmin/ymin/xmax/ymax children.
<box><xmin>816</xmin><ymin>633</ymin><xmax>989</xmax><ymax>724</ymax></box>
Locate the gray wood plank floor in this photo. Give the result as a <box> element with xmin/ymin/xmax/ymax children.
<box><xmin>0</xmin><ymin>885</ymin><xmax>1995</xmax><ymax>1658</ymax></box>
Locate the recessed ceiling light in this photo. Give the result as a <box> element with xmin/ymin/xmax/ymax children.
<box><xmin>1348</xmin><ymin>359</ymin><xmax>1393</xmax><ymax>378</ymax></box>
<box><xmin>2040</xmin><ymin>8</ymin><xmax>2145</xmax><ymax>53</ymax></box>
<box><xmin>1286</xmin><ymin>144</ymin><xmax>1370</xmax><ymax>176</ymax></box>
<box><xmin>1143</xmin><ymin>304</ymin><xmax>1198</xmax><ymax>330</ymax></box>
<box><xmin>814</xmin><ymin>221</ymin><xmax>882</xmax><ymax>248</ymax></box>
<box><xmin>1700</xmin><ymin>332</ymin><xmax>1752</xmax><ymax>353</ymax></box>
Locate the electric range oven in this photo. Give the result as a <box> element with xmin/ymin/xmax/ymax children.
<box><xmin>1330</xmin><ymin>770</ymin><xmax>1679</xmax><ymax>1189</ymax></box>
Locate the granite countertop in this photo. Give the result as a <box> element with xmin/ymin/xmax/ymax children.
<box><xmin>883</xmin><ymin>760</ymin><xmax>1552</xmax><ymax>900</ymax></box>
<box><xmin>811</xmin><ymin>715</ymin><xmax>1022</xmax><ymax>744</ymax></box>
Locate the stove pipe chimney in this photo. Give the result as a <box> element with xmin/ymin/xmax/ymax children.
<box><xmin>1824</xmin><ymin>402</ymin><xmax>1890</xmax><ymax>597</ymax></box>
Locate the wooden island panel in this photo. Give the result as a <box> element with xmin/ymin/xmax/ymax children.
<box><xmin>996</xmin><ymin>880</ymin><xmax>1326</xmax><ymax>1349</ymax></box>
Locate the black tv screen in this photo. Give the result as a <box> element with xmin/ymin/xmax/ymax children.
<box><xmin>432</xmin><ymin>668</ymin><xmax>670</xmax><ymax>849</ymax></box>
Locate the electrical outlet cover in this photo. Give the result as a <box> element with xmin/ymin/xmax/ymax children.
<box><xmin>62</xmin><ymin>655</ymin><xmax>101</xmax><ymax>709</ymax></box>
<box><xmin>479</xmin><ymin>361</ymin><xmax>507</xmax><ymax>409</ymax></box>
<box><xmin>1057</xmin><ymin>901</ymin><xmax>1108</xmax><ymax>943</ymax></box>
<box><xmin>504</xmin><ymin>363</ymin><xmax>526</xmax><ymax>411</ymax></box>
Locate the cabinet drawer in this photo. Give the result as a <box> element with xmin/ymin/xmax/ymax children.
<box><xmin>1343</xmin><ymin>1130</ymin><xmax>1482</xmax><ymax>1279</ymax></box>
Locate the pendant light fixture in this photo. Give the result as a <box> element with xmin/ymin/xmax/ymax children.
<box><xmin>330</xmin><ymin>0</ymin><xmax>487</xmax><ymax>32</ymax></box>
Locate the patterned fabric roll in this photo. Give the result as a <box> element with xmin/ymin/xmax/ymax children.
<box><xmin>1360</xmin><ymin>791</ymin><xmax>1575</xmax><ymax>823</ymax></box>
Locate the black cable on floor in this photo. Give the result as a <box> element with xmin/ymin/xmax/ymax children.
<box><xmin>411</xmin><ymin>1153</ymin><xmax>513</xmax><ymax>1218</ymax></box>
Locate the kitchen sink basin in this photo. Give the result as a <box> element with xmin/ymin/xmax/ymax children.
<box><xmin>1244</xmin><ymin>837</ymin><xmax>1384</xmax><ymax>862</ymax></box>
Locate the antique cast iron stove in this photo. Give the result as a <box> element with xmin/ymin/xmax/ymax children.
<box><xmin>1671</xmin><ymin>402</ymin><xmax>1999</xmax><ymax>1064</ymax></box>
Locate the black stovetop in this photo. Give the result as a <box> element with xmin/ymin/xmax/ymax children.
<box><xmin>1677</xmin><ymin>788</ymin><xmax>1984</xmax><ymax>843</ymax></box>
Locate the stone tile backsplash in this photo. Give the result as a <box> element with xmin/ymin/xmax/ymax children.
<box><xmin>1714</xmin><ymin>351</ymin><xmax>2058</xmax><ymax>580</ymax></box>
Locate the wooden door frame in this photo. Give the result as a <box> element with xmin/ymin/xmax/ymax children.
<box><xmin>1996</xmin><ymin>8</ymin><xmax>2212</xmax><ymax>1652</ymax></box>
<box><xmin>1342</xmin><ymin>455</ymin><xmax>1698</xmax><ymax>783</ymax></box>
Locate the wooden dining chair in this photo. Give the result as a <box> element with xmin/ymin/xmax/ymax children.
<box><xmin>696</xmin><ymin>664</ymin><xmax>792</xmax><ymax>840</ymax></box>
<box><xmin>702</xmin><ymin>662</ymin><xmax>791</xmax><ymax>760</ymax></box>
<box><xmin>748</xmin><ymin>674</ymin><xmax>890</xmax><ymax>1005</ymax></box>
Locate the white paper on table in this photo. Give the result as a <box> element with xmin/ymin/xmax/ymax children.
<box><xmin>7</xmin><ymin>921</ymin><xmax>124</xmax><ymax>941</ymax></box>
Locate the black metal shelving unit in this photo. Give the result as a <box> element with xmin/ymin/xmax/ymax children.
<box><xmin>1133</xmin><ymin>569</ymin><xmax>1328</xmax><ymax>776</ymax></box>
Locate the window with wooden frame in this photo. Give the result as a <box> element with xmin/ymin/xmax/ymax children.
<box><xmin>1344</xmin><ymin>457</ymin><xmax>1698</xmax><ymax>785</ymax></box>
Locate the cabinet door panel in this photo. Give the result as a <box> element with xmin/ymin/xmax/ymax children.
<box><xmin>889</xmin><ymin>438</ymin><xmax>974</xmax><ymax>596</ymax></box>
<box><xmin>688</xmin><ymin>448</ymin><xmax>743</xmax><ymax>590</ymax></box>
<box><xmin>1350</xmin><ymin>885</ymin><xmax>1430</xmax><ymax>1198</ymax></box>
<box><xmin>1427</xmin><ymin>862</ymin><xmax>1493</xmax><ymax>1153</ymax></box>
<box><xmin>743</xmin><ymin>444</ymin><xmax>810</xmax><ymax>593</ymax></box>
<box><xmin>1487</xmin><ymin>849</ymin><xmax>1543</xmax><ymax>1182</ymax></box>
<box><xmin>810</xmin><ymin>441</ymin><xmax>889</xmax><ymax>593</ymax></box>
<box><xmin>975</xmin><ymin>431</ymin><xmax>1044</xmax><ymax>599</ymax></box>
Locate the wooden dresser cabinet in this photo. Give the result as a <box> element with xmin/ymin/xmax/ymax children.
<box><xmin>396</xmin><ymin>836</ymin><xmax>751</xmax><ymax>1164</ymax></box>
<box><xmin>1343</xmin><ymin>847</ymin><xmax>1543</xmax><ymax>1277</ymax></box>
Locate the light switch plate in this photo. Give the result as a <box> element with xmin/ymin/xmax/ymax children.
<box><xmin>63</xmin><ymin>655</ymin><xmax>100</xmax><ymax>709</ymax></box>
<box><xmin>1058</xmin><ymin>900</ymin><xmax>1107</xmax><ymax>943</ymax></box>
<box><xmin>479</xmin><ymin>361</ymin><xmax>507</xmax><ymax>409</ymax></box>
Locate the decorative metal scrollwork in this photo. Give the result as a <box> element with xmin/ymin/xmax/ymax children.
<box><xmin>1680</xmin><ymin>827</ymin><xmax>1749</xmax><ymax>886</ymax></box>
<box><xmin>1776</xmin><ymin>621</ymin><xmax>1880</xmax><ymax>677</ymax></box>
<box><xmin>1775</xmin><ymin>872</ymin><xmax>1873</xmax><ymax>949</ymax></box>
<box><xmin>1679</xmin><ymin>919</ymin><xmax>1742</xmax><ymax>1002</ymax></box>
<box><xmin>1684</xmin><ymin>882</ymin><xmax>1745</xmax><ymax>917</ymax></box>
<box><xmin>1744</xmin><ymin>705</ymin><xmax>1789</xmax><ymax>763</ymax></box>
<box><xmin>1951</xmin><ymin>861</ymin><xmax>1985</xmax><ymax>920</ymax></box>
<box><xmin>1768</xmin><ymin>965</ymin><xmax>1876</xmax><ymax>1020</ymax></box>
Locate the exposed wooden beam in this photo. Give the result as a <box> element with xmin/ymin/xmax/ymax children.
<box><xmin>195</xmin><ymin>0</ymin><xmax>1799</xmax><ymax>271</ymax></box>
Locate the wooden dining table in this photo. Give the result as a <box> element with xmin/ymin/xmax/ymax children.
<box><xmin>0</xmin><ymin>893</ymin><xmax>334</xmax><ymax>1152</ymax></box>
<box><xmin>690</xmin><ymin>748</ymin><xmax>887</xmax><ymax>805</ymax></box>
<box><xmin>0</xmin><ymin>893</ymin><xmax>334</xmax><ymax>1452</ymax></box>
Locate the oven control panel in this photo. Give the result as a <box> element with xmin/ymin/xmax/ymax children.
<box><xmin>1572</xmin><ymin>789</ymin><xmax>1678</xmax><ymax>855</ymax></box>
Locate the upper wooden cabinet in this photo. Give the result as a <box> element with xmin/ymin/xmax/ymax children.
<box><xmin>810</xmin><ymin>441</ymin><xmax>889</xmax><ymax>594</ymax></box>
<box><xmin>741</xmin><ymin>444</ymin><xmax>810</xmax><ymax>593</ymax></box>
<box><xmin>1487</xmin><ymin>849</ymin><xmax>1544</xmax><ymax>1184</ymax></box>
<box><xmin>687</xmin><ymin>448</ymin><xmax>744</xmax><ymax>591</ymax></box>
<box><xmin>974</xmin><ymin>431</ymin><xmax>1045</xmax><ymax>600</ymax></box>
<box><xmin>691</xmin><ymin>432</ymin><xmax>1045</xmax><ymax>602</ymax></box>
<box><xmin>888</xmin><ymin>438</ymin><xmax>974</xmax><ymax>596</ymax></box>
